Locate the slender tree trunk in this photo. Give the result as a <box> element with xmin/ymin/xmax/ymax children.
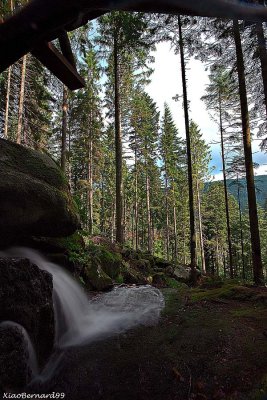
<box><xmin>178</xmin><ymin>15</ymin><xmax>197</xmax><ymax>282</ymax></box>
<box><xmin>123</xmin><ymin>197</ymin><xmax>127</xmax><ymax>242</ymax></box>
<box><xmin>219</xmin><ymin>92</ymin><xmax>234</xmax><ymax>278</ymax></box>
<box><xmin>165</xmin><ymin>174</ymin><xmax>170</xmax><ymax>260</ymax></box>
<box><xmin>4</xmin><ymin>0</ymin><xmax>14</xmax><ymax>139</ymax></box>
<box><xmin>183</xmin><ymin>229</ymin><xmax>187</xmax><ymax>265</ymax></box>
<box><xmin>4</xmin><ymin>65</ymin><xmax>12</xmax><ymax>139</ymax></box>
<box><xmin>196</xmin><ymin>178</ymin><xmax>206</xmax><ymax>273</ymax></box>
<box><xmin>113</xmin><ymin>32</ymin><xmax>123</xmax><ymax>244</ymax></box>
<box><xmin>87</xmin><ymin>113</ymin><xmax>93</xmax><ymax>235</ymax></box>
<box><xmin>100</xmin><ymin>177</ymin><xmax>105</xmax><ymax>234</ymax></box>
<box><xmin>134</xmin><ymin>141</ymin><xmax>139</xmax><ymax>250</ymax></box>
<box><xmin>237</xmin><ymin>175</ymin><xmax>246</xmax><ymax>280</ymax></box>
<box><xmin>68</xmin><ymin>124</ymin><xmax>72</xmax><ymax>187</ymax></box>
<box><xmin>173</xmin><ymin>191</ymin><xmax>178</xmax><ymax>261</ymax></box>
<box><xmin>111</xmin><ymin>201</ymin><xmax>116</xmax><ymax>243</ymax></box>
<box><xmin>17</xmin><ymin>54</ymin><xmax>27</xmax><ymax>144</ymax></box>
<box><xmin>61</xmin><ymin>84</ymin><xmax>68</xmax><ymax>173</ymax></box>
<box><xmin>255</xmin><ymin>22</ymin><xmax>267</xmax><ymax>119</ymax></box>
<box><xmin>146</xmin><ymin>168</ymin><xmax>152</xmax><ymax>253</ymax></box>
<box><xmin>215</xmin><ymin>235</ymin><xmax>220</xmax><ymax>275</ymax></box>
<box><xmin>233</xmin><ymin>19</ymin><xmax>264</xmax><ymax>285</ymax></box>
<box><xmin>131</xmin><ymin>206</ymin><xmax>134</xmax><ymax>248</ymax></box>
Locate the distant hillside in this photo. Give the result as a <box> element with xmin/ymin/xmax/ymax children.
<box><xmin>206</xmin><ymin>175</ymin><xmax>267</xmax><ymax>210</ymax></box>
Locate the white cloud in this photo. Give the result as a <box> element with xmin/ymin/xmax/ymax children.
<box><xmin>146</xmin><ymin>42</ymin><xmax>267</xmax><ymax>177</ymax></box>
<box><xmin>146</xmin><ymin>42</ymin><xmax>217</xmax><ymax>141</ymax></box>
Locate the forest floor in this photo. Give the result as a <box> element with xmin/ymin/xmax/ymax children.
<box><xmin>29</xmin><ymin>283</ymin><xmax>267</xmax><ymax>400</ymax></box>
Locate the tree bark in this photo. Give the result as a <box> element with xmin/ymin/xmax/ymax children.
<box><xmin>17</xmin><ymin>54</ymin><xmax>27</xmax><ymax>144</ymax></box>
<box><xmin>178</xmin><ymin>15</ymin><xmax>197</xmax><ymax>282</ymax></box>
<box><xmin>172</xmin><ymin>181</ymin><xmax>178</xmax><ymax>261</ymax></box>
<box><xmin>255</xmin><ymin>22</ymin><xmax>267</xmax><ymax>118</ymax></box>
<box><xmin>233</xmin><ymin>19</ymin><xmax>264</xmax><ymax>285</ymax></box>
<box><xmin>61</xmin><ymin>84</ymin><xmax>68</xmax><ymax>173</ymax></box>
<box><xmin>87</xmin><ymin>112</ymin><xmax>93</xmax><ymax>235</ymax></box>
<box><xmin>237</xmin><ymin>175</ymin><xmax>246</xmax><ymax>280</ymax></box>
<box><xmin>134</xmin><ymin>139</ymin><xmax>139</xmax><ymax>250</ymax></box>
<box><xmin>4</xmin><ymin>65</ymin><xmax>12</xmax><ymax>139</ymax></box>
<box><xmin>165</xmin><ymin>173</ymin><xmax>170</xmax><ymax>260</ymax></box>
<box><xmin>3</xmin><ymin>0</ymin><xmax>13</xmax><ymax>139</ymax></box>
<box><xmin>146</xmin><ymin>168</ymin><xmax>152</xmax><ymax>253</ymax></box>
<box><xmin>219</xmin><ymin>92</ymin><xmax>234</xmax><ymax>278</ymax></box>
<box><xmin>196</xmin><ymin>178</ymin><xmax>206</xmax><ymax>273</ymax></box>
<box><xmin>113</xmin><ymin>31</ymin><xmax>123</xmax><ymax>244</ymax></box>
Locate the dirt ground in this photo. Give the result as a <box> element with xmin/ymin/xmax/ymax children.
<box><xmin>27</xmin><ymin>283</ymin><xmax>267</xmax><ymax>400</ymax></box>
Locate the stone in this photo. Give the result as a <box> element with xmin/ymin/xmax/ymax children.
<box><xmin>173</xmin><ymin>265</ymin><xmax>191</xmax><ymax>282</ymax></box>
<box><xmin>154</xmin><ymin>257</ymin><xmax>173</xmax><ymax>268</ymax></box>
<box><xmin>0</xmin><ymin>324</ymin><xmax>32</xmax><ymax>392</ymax></box>
<box><xmin>0</xmin><ymin>138</ymin><xmax>79</xmax><ymax>246</ymax></box>
<box><xmin>0</xmin><ymin>257</ymin><xmax>55</xmax><ymax>370</ymax></box>
<box><xmin>82</xmin><ymin>258</ymin><xmax>114</xmax><ymax>291</ymax></box>
<box><xmin>121</xmin><ymin>261</ymin><xmax>147</xmax><ymax>285</ymax></box>
<box><xmin>130</xmin><ymin>259</ymin><xmax>152</xmax><ymax>276</ymax></box>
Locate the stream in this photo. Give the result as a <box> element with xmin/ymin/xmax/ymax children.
<box><xmin>0</xmin><ymin>248</ymin><xmax>165</xmax><ymax>386</ymax></box>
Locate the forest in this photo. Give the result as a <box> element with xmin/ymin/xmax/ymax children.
<box><xmin>1</xmin><ymin>3</ymin><xmax>266</xmax><ymax>285</ymax></box>
<box><xmin>0</xmin><ymin>1</ymin><xmax>267</xmax><ymax>398</ymax></box>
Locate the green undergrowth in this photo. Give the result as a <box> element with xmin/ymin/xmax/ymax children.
<box><xmin>191</xmin><ymin>281</ymin><xmax>267</xmax><ymax>304</ymax></box>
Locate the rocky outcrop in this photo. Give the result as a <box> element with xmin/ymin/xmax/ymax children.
<box><xmin>0</xmin><ymin>258</ymin><xmax>55</xmax><ymax>373</ymax></box>
<box><xmin>0</xmin><ymin>324</ymin><xmax>32</xmax><ymax>392</ymax></box>
<box><xmin>82</xmin><ymin>258</ymin><xmax>114</xmax><ymax>291</ymax></box>
<box><xmin>0</xmin><ymin>139</ymin><xmax>79</xmax><ymax>246</ymax></box>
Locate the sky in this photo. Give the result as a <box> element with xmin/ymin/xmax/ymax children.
<box><xmin>146</xmin><ymin>42</ymin><xmax>267</xmax><ymax>181</ymax></box>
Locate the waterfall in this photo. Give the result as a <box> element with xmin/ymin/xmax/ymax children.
<box><xmin>0</xmin><ymin>248</ymin><xmax>165</xmax><ymax>382</ymax></box>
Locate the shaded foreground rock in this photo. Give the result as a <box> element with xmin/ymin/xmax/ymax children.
<box><xmin>0</xmin><ymin>138</ymin><xmax>79</xmax><ymax>246</ymax></box>
<box><xmin>0</xmin><ymin>258</ymin><xmax>54</xmax><ymax>373</ymax></box>
<box><xmin>0</xmin><ymin>325</ymin><xmax>32</xmax><ymax>393</ymax></box>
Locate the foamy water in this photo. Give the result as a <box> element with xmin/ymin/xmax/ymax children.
<box><xmin>0</xmin><ymin>248</ymin><xmax>165</xmax><ymax>382</ymax></box>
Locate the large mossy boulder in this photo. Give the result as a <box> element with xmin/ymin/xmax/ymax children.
<box><xmin>0</xmin><ymin>258</ymin><xmax>55</xmax><ymax>376</ymax></box>
<box><xmin>0</xmin><ymin>139</ymin><xmax>79</xmax><ymax>246</ymax></box>
<box><xmin>173</xmin><ymin>265</ymin><xmax>191</xmax><ymax>281</ymax></box>
<box><xmin>121</xmin><ymin>261</ymin><xmax>148</xmax><ymax>285</ymax></box>
<box><xmin>87</xmin><ymin>245</ymin><xmax>122</xmax><ymax>279</ymax></box>
<box><xmin>129</xmin><ymin>259</ymin><xmax>152</xmax><ymax>276</ymax></box>
<box><xmin>82</xmin><ymin>258</ymin><xmax>114</xmax><ymax>291</ymax></box>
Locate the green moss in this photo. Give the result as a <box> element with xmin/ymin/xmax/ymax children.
<box><xmin>190</xmin><ymin>283</ymin><xmax>267</xmax><ymax>304</ymax></box>
<box><xmin>0</xmin><ymin>139</ymin><xmax>68</xmax><ymax>189</ymax></box>
<box><xmin>162</xmin><ymin>288</ymin><xmax>187</xmax><ymax>316</ymax></box>
<box><xmin>86</xmin><ymin>245</ymin><xmax>122</xmax><ymax>279</ymax></box>
<box><xmin>82</xmin><ymin>258</ymin><xmax>113</xmax><ymax>291</ymax></box>
<box><xmin>165</xmin><ymin>277</ymin><xmax>189</xmax><ymax>289</ymax></box>
<box><xmin>115</xmin><ymin>274</ymin><xmax>124</xmax><ymax>284</ymax></box>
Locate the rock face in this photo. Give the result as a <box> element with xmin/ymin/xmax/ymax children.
<box><xmin>0</xmin><ymin>324</ymin><xmax>32</xmax><ymax>392</ymax></box>
<box><xmin>82</xmin><ymin>258</ymin><xmax>114</xmax><ymax>291</ymax></box>
<box><xmin>0</xmin><ymin>258</ymin><xmax>55</xmax><ymax>374</ymax></box>
<box><xmin>0</xmin><ymin>139</ymin><xmax>79</xmax><ymax>246</ymax></box>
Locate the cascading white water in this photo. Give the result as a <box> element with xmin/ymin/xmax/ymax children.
<box><xmin>0</xmin><ymin>247</ymin><xmax>165</xmax><ymax>382</ymax></box>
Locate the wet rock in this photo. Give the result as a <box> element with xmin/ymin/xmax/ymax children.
<box><xmin>154</xmin><ymin>257</ymin><xmax>172</xmax><ymax>269</ymax></box>
<box><xmin>130</xmin><ymin>259</ymin><xmax>152</xmax><ymax>276</ymax></box>
<box><xmin>82</xmin><ymin>258</ymin><xmax>114</xmax><ymax>291</ymax></box>
<box><xmin>93</xmin><ymin>248</ymin><xmax>122</xmax><ymax>279</ymax></box>
<box><xmin>0</xmin><ymin>324</ymin><xmax>32</xmax><ymax>392</ymax></box>
<box><xmin>173</xmin><ymin>265</ymin><xmax>191</xmax><ymax>282</ymax></box>
<box><xmin>0</xmin><ymin>138</ymin><xmax>79</xmax><ymax>246</ymax></box>
<box><xmin>0</xmin><ymin>257</ymin><xmax>54</xmax><ymax>370</ymax></box>
<box><xmin>121</xmin><ymin>261</ymin><xmax>147</xmax><ymax>285</ymax></box>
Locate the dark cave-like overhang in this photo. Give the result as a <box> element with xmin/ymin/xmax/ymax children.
<box><xmin>0</xmin><ymin>0</ymin><xmax>267</xmax><ymax>90</ymax></box>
